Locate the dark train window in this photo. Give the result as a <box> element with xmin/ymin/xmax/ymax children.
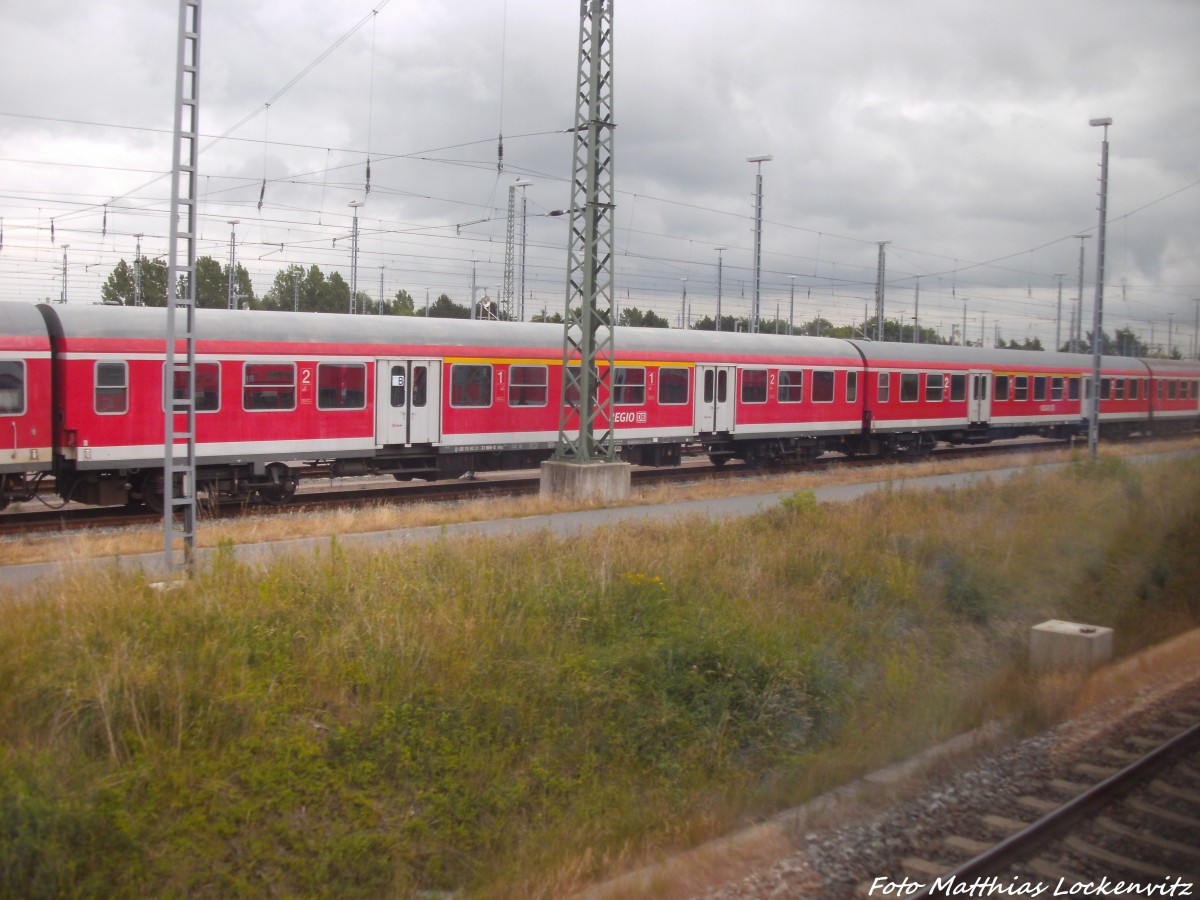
<box><xmin>1013</xmin><ymin>376</ymin><xmax>1029</xmax><ymax>401</ymax></box>
<box><xmin>450</xmin><ymin>364</ymin><xmax>492</xmax><ymax>408</ymax></box>
<box><xmin>1100</xmin><ymin>378</ymin><xmax>1112</xmax><ymax>400</ymax></box>
<box><xmin>1157</xmin><ymin>380</ymin><xmax>1164</xmax><ymax>400</ymax></box>
<box><xmin>1114</xmin><ymin>379</ymin><xmax>1125</xmax><ymax>401</ymax></box>
<box><xmin>95</xmin><ymin>361</ymin><xmax>128</xmax><ymax>414</ymax></box>
<box><xmin>1128</xmin><ymin>379</ymin><xmax>1139</xmax><ymax>401</ymax></box>
<box><xmin>1192</xmin><ymin>382</ymin><xmax>1198</xmax><ymax>400</ymax></box>
<box><xmin>1068</xmin><ymin>378</ymin><xmax>1080</xmax><ymax>401</ymax></box>
<box><xmin>900</xmin><ymin>373</ymin><xmax>919</xmax><ymax>403</ymax></box>
<box><xmin>317</xmin><ymin>363</ymin><xmax>366</xmax><ymax>410</ymax></box>
<box><xmin>1033</xmin><ymin>376</ymin><xmax>1047</xmax><ymax>401</ymax></box>
<box><xmin>950</xmin><ymin>374</ymin><xmax>966</xmax><ymax>402</ymax></box>
<box><xmin>509</xmin><ymin>365</ymin><xmax>548</xmax><ymax>407</ymax></box>
<box><xmin>166</xmin><ymin>362</ymin><xmax>220</xmax><ymax>412</ymax></box>
<box><xmin>846</xmin><ymin>371</ymin><xmax>859</xmax><ymax>403</ymax></box>
<box><xmin>703</xmin><ymin>369</ymin><xmax>714</xmax><ymax>404</ymax></box>
<box><xmin>614</xmin><ymin>367</ymin><xmax>646</xmax><ymax>405</ymax></box>
<box><xmin>741</xmin><ymin>368</ymin><xmax>768</xmax><ymax>404</ymax></box>
<box><xmin>0</xmin><ymin>361</ymin><xmax>25</xmax><ymax>415</ymax></box>
<box><xmin>994</xmin><ymin>375</ymin><xmax>1009</xmax><ymax>401</ymax></box>
<box><xmin>812</xmin><ymin>370</ymin><xmax>835</xmax><ymax>403</ymax></box>
<box><xmin>1051</xmin><ymin>377</ymin><xmax>1064</xmax><ymax>401</ymax></box>
<box><xmin>778</xmin><ymin>369</ymin><xmax>803</xmax><ymax>403</ymax></box>
<box><xmin>1168</xmin><ymin>380</ymin><xmax>1178</xmax><ymax>401</ymax></box>
<box><xmin>658</xmin><ymin>367</ymin><xmax>689</xmax><ymax>405</ymax></box>
<box><xmin>925</xmin><ymin>373</ymin><xmax>944</xmax><ymax>403</ymax></box>
<box><xmin>877</xmin><ymin>372</ymin><xmax>890</xmax><ymax>404</ymax></box>
<box><xmin>244</xmin><ymin>363</ymin><xmax>296</xmax><ymax>411</ymax></box>
<box><xmin>390</xmin><ymin>366</ymin><xmax>406</xmax><ymax>408</ymax></box>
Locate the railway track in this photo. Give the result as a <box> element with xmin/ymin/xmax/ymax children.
<box><xmin>0</xmin><ymin>439</ymin><xmax>1074</xmax><ymax>538</ymax></box>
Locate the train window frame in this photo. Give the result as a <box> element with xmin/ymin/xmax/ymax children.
<box><xmin>1051</xmin><ymin>377</ymin><xmax>1064</xmax><ymax>402</ymax></box>
<box><xmin>1068</xmin><ymin>377</ymin><xmax>1080</xmax><ymax>401</ymax></box>
<box><xmin>950</xmin><ymin>373</ymin><xmax>966</xmax><ymax>402</ymax></box>
<box><xmin>1013</xmin><ymin>376</ymin><xmax>1029</xmax><ymax>401</ymax></box>
<box><xmin>1100</xmin><ymin>378</ymin><xmax>1111</xmax><ymax>400</ymax></box>
<box><xmin>243</xmin><ymin>362</ymin><xmax>296</xmax><ymax>411</ymax></box>
<box><xmin>741</xmin><ymin>368</ymin><xmax>768</xmax><ymax>404</ymax></box>
<box><xmin>163</xmin><ymin>361</ymin><xmax>220</xmax><ymax>413</ymax></box>
<box><xmin>778</xmin><ymin>369</ymin><xmax>803</xmax><ymax>403</ymax></box>
<box><xmin>1113</xmin><ymin>379</ymin><xmax>1125</xmax><ymax>401</ymax></box>
<box><xmin>1157</xmin><ymin>380</ymin><xmax>1164</xmax><ymax>400</ymax></box>
<box><xmin>614</xmin><ymin>366</ymin><xmax>646</xmax><ymax>406</ymax></box>
<box><xmin>994</xmin><ymin>375</ymin><xmax>1010</xmax><ymax>401</ymax></box>
<box><xmin>899</xmin><ymin>373</ymin><xmax>920</xmax><ymax>403</ymax></box>
<box><xmin>658</xmin><ymin>367</ymin><xmax>690</xmax><ymax>405</ymax></box>
<box><xmin>812</xmin><ymin>369</ymin><xmax>836</xmax><ymax>403</ymax></box>
<box><xmin>1168</xmin><ymin>380</ymin><xmax>1178</xmax><ymax>401</ymax></box>
<box><xmin>0</xmin><ymin>360</ymin><xmax>26</xmax><ymax>415</ymax></box>
<box><xmin>1033</xmin><ymin>376</ymin><xmax>1047</xmax><ymax>401</ymax></box>
<box><xmin>1192</xmin><ymin>381</ymin><xmax>1198</xmax><ymax>400</ymax></box>
<box><xmin>876</xmin><ymin>372</ymin><xmax>890</xmax><ymax>404</ymax></box>
<box><xmin>846</xmin><ymin>371</ymin><xmax>859</xmax><ymax>403</ymax></box>
<box><xmin>449</xmin><ymin>363</ymin><xmax>493</xmax><ymax>408</ymax></box>
<box><xmin>509</xmin><ymin>365</ymin><xmax>549</xmax><ymax>408</ymax></box>
<box><xmin>95</xmin><ymin>360</ymin><xmax>128</xmax><ymax>415</ymax></box>
<box><xmin>1129</xmin><ymin>379</ymin><xmax>1139</xmax><ymax>401</ymax></box>
<box><xmin>924</xmin><ymin>373</ymin><xmax>944</xmax><ymax>403</ymax></box>
<box><xmin>316</xmin><ymin>362</ymin><xmax>367</xmax><ymax>410</ymax></box>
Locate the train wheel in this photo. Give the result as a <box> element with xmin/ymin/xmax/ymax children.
<box><xmin>139</xmin><ymin>473</ymin><xmax>165</xmax><ymax>513</ymax></box>
<box><xmin>259</xmin><ymin>464</ymin><xmax>297</xmax><ymax>505</ymax></box>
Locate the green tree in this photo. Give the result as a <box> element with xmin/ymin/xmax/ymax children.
<box><xmin>100</xmin><ymin>256</ymin><xmax>170</xmax><ymax>306</ymax></box>
<box><xmin>418</xmin><ymin>293</ymin><xmax>471</xmax><ymax>319</ymax></box>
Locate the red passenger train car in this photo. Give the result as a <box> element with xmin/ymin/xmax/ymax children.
<box><xmin>0</xmin><ymin>300</ymin><xmax>1196</xmax><ymax>510</ymax></box>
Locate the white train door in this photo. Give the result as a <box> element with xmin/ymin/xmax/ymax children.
<box><xmin>376</xmin><ymin>359</ymin><xmax>441</xmax><ymax>446</ymax></box>
<box><xmin>695</xmin><ymin>365</ymin><xmax>736</xmax><ymax>433</ymax></box>
<box><xmin>970</xmin><ymin>370</ymin><xmax>991</xmax><ymax>424</ymax></box>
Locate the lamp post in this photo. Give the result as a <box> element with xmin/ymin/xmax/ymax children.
<box><xmin>1053</xmin><ymin>273</ymin><xmax>1065</xmax><ymax>351</ymax></box>
<box><xmin>714</xmin><ymin>246</ymin><xmax>725</xmax><ymax>332</ymax></box>
<box><xmin>59</xmin><ymin>245</ymin><xmax>70</xmax><ymax>303</ymax></box>
<box><xmin>788</xmin><ymin>274</ymin><xmax>796</xmax><ymax>335</ymax></box>
<box><xmin>348</xmin><ymin>200</ymin><xmax>365</xmax><ymax>313</ymax></box>
<box><xmin>747</xmin><ymin>154</ymin><xmax>771</xmax><ymax>333</ymax></box>
<box><xmin>1087</xmin><ymin>117</ymin><xmax>1112</xmax><ymax>462</ymax></box>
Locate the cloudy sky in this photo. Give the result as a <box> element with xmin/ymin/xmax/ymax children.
<box><xmin>2</xmin><ymin>0</ymin><xmax>1198</xmax><ymax>352</ymax></box>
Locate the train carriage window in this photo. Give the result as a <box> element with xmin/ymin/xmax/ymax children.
<box><xmin>1100</xmin><ymin>378</ymin><xmax>1111</xmax><ymax>400</ymax></box>
<box><xmin>812</xmin><ymin>370</ymin><xmax>835</xmax><ymax>403</ymax></box>
<box><xmin>95</xmin><ymin>361</ymin><xmax>128</xmax><ymax>414</ymax></box>
<box><xmin>899</xmin><ymin>373</ymin><xmax>919</xmax><ymax>403</ymax></box>
<box><xmin>1013</xmin><ymin>376</ymin><xmax>1029</xmax><ymax>401</ymax></box>
<box><xmin>1033</xmin><ymin>376</ymin><xmax>1047</xmax><ymax>401</ymax></box>
<box><xmin>658</xmin><ymin>367</ymin><xmax>689</xmax><ymax>405</ymax></box>
<box><xmin>244</xmin><ymin>363</ymin><xmax>296</xmax><ymax>411</ymax></box>
<box><xmin>994</xmin><ymin>376</ymin><xmax>1009</xmax><ymax>401</ymax></box>
<box><xmin>703</xmin><ymin>369</ymin><xmax>714</xmax><ymax>404</ymax></box>
<box><xmin>0</xmin><ymin>361</ymin><xmax>26</xmax><ymax>415</ymax></box>
<box><xmin>1114</xmin><ymin>379</ymin><xmax>1125</xmax><ymax>401</ymax></box>
<box><xmin>509</xmin><ymin>365</ymin><xmax>548</xmax><ymax>407</ymax></box>
<box><xmin>778</xmin><ymin>369</ymin><xmax>803</xmax><ymax>403</ymax></box>
<box><xmin>1128</xmin><ymin>379</ymin><xmax>1139</xmax><ymax>401</ymax></box>
<box><xmin>846</xmin><ymin>371</ymin><xmax>858</xmax><ymax>403</ymax></box>
<box><xmin>925</xmin><ymin>373</ymin><xmax>944</xmax><ymax>403</ymax></box>
<box><xmin>876</xmin><ymin>372</ymin><xmax>890</xmax><ymax>403</ymax></box>
<box><xmin>1157</xmin><ymin>380</ymin><xmax>1164</xmax><ymax>400</ymax></box>
<box><xmin>450</xmin><ymin>364</ymin><xmax>493</xmax><ymax>408</ymax></box>
<box><xmin>165</xmin><ymin>362</ymin><xmax>220</xmax><ymax>412</ymax></box>
<box><xmin>1168</xmin><ymin>380</ymin><xmax>1178</xmax><ymax>401</ymax></box>
<box><xmin>950</xmin><ymin>374</ymin><xmax>966</xmax><ymax>402</ymax></box>
<box><xmin>614</xmin><ymin>367</ymin><xmax>646</xmax><ymax>405</ymax></box>
<box><xmin>741</xmin><ymin>368</ymin><xmax>768</xmax><ymax>404</ymax></box>
<box><xmin>317</xmin><ymin>363</ymin><xmax>366</xmax><ymax>410</ymax></box>
<box><xmin>1051</xmin><ymin>377</ymin><xmax>1064</xmax><ymax>401</ymax></box>
<box><xmin>716</xmin><ymin>369</ymin><xmax>728</xmax><ymax>403</ymax></box>
<box><xmin>1191</xmin><ymin>381</ymin><xmax>1198</xmax><ymax>400</ymax></box>
<box><xmin>1068</xmin><ymin>377</ymin><xmax>1080</xmax><ymax>401</ymax></box>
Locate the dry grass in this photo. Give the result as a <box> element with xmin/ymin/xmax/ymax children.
<box><xmin>4</xmin><ymin>436</ymin><xmax>1196</xmax><ymax>569</ymax></box>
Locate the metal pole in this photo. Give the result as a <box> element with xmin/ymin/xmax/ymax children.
<box><xmin>913</xmin><ymin>275</ymin><xmax>920</xmax><ymax>344</ymax></box>
<box><xmin>1073</xmin><ymin>234</ymin><xmax>1091</xmax><ymax>353</ymax></box>
<box><xmin>348</xmin><ymin>200</ymin><xmax>364</xmax><ymax>313</ymax></box>
<box><xmin>1088</xmin><ymin>117</ymin><xmax>1112</xmax><ymax>461</ymax></box>
<box><xmin>59</xmin><ymin>245</ymin><xmax>69</xmax><ymax>303</ymax></box>
<box><xmin>134</xmin><ymin>234</ymin><xmax>144</xmax><ymax>306</ymax></box>
<box><xmin>1053</xmin><ymin>273</ymin><xmax>1065</xmax><ymax>351</ymax></box>
<box><xmin>1193</xmin><ymin>298</ymin><xmax>1200</xmax><ymax>360</ymax></box>
<box><xmin>226</xmin><ymin>220</ymin><xmax>239</xmax><ymax>309</ymax></box>
<box><xmin>747</xmin><ymin>155</ymin><xmax>771</xmax><ymax>333</ymax></box>
<box><xmin>788</xmin><ymin>275</ymin><xmax>795</xmax><ymax>335</ymax></box>
<box><xmin>874</xmin><ymin>241</ymin><xmax>889</xmax><ymax>341</ymax></box>
<box><xmin>715</xmin><ymin>247</ymin><xmax>725</xmax><ymax>332</ymax></box>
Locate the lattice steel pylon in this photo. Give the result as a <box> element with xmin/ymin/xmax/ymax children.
<box><xmin>164</xmin><ymin>0</ymin><xmax>201</xmax><ymax>576</ymax></box>
<box><xmin>554</xmin><ymin>0</ymin><xmax>616</xmax><ymax>463</ymax></box>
